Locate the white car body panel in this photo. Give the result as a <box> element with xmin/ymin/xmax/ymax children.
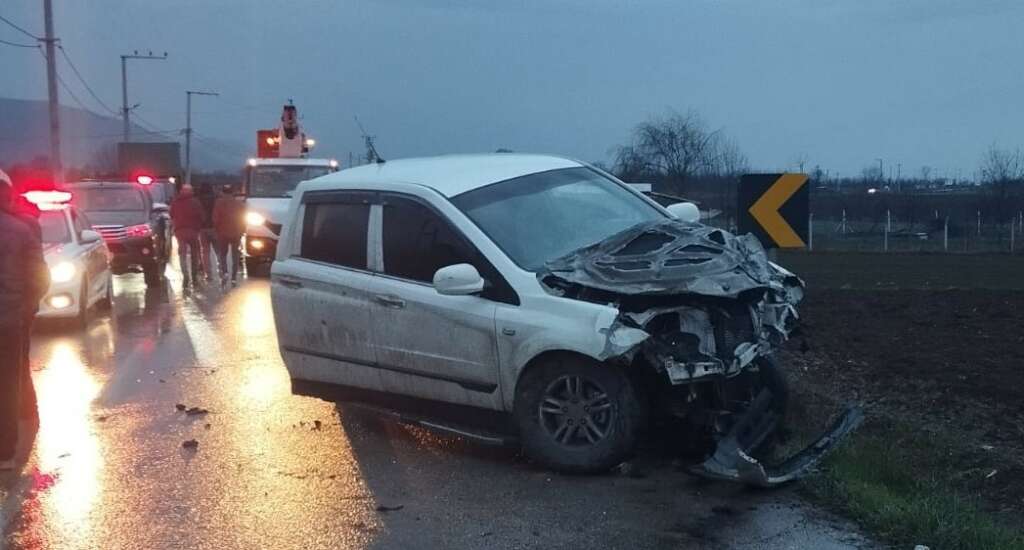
<box><xmin>271</xmin><ymin>155</ymin><xmax>649</xmax><ymax>412</ymax></box>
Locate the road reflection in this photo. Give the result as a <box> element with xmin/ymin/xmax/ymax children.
<box><xmin>32</xmin><ymin>343</ymin><xmax>102</xmax><ymax>542</ymax></box>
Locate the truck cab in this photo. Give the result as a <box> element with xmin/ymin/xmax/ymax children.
<box><xmin>242</xmin><ymin>157</ymin><xmax>337</xmax><ymax>273</ymax></box>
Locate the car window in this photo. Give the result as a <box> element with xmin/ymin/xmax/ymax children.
<box><xmin>74</xmin><ymin>187</ymin><xmax>147</xmax><ymax>212</ymax></box>
<box><xmin>70</xmin><ymin>209</ymin><xmax>86</xmax><ymax>237</ymax></box>
<box><xmin>300</xmin><ymin>201</ymin><xmax>370</xmax><ymax>269</ymax></box>
<box><xmin>451</xmin><ymin>167</ymin><xmax>664</xmax><ymax>271</ymax></box>
<box><xmin>39</xmin><ymin>212</ymin><xmax>71</xmax><ymax>244</ymax></box>
<box><xmin>381</xmin><ymin>197</ymin><xmax>476</xmax><ymax>283</ymax></box>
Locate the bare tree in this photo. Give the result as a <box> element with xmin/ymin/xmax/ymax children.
<box><xmin>613</xmin><ymin>109</ymin><xmax>721</xmax><ymax>193</ymax></box>
<box><xmin>704</xmin><ymin>135</ymin><xmax>748</xmax><ymax>178</ymax></box>
<box><xmin>919</xmin><ymin>165</ymin><xmax>932</xmax><ymax>182</ymax></box>
<box><xmin>979</xmin><ymin>144</ymin><xmax>1024</xmax><ymax>222</ymax></box>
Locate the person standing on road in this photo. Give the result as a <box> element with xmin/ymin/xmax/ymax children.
<box><xmin>12</xmin><ymin>187</ymin><xmax>47</xmax><ymax>425</ymax></box>
<box><xmin>169</xmin><ymin>183</ymin><xmax>205</xmax><ymax>290</ymax></box>
<box><xmin>196</xmin><ymin>183</ymin><xmax>218</xmax><ymax>282</ymax></box>
<box><xmin>212</xmin><ymin>184</ymin><xmax>246</xmax><ymax>287</ymax></box>
<box><xmin>0</xmin><ymin>170</ymin><xmax>49</xmax><ymax>471</ymax></box>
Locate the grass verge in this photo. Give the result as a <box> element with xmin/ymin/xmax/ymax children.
<box><xmin>803</xmin><ymin>422</ymin><xmax>1024</xmax><ymax>550</ymax></box>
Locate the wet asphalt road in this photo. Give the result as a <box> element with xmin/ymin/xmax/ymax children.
<box><xmin>1</xmin><ymin>265</ymin><xmax>872</xmax><ymax>550</ymax></box>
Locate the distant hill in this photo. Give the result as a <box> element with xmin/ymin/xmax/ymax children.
<box><xmin>0</xmin><ymin>98</ymin><xmax>246</xmax><ymax>172</ymax></box>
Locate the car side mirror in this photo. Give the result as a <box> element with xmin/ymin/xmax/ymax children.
<box><xmin>80</xmin><ymin>229</ymin><xmax>102</xmax><ymax>244</ymax></box>
<box><xmin>433</xmin><ymin>264</ymin><xmax>485</xmax><ymax>296</ymax></box>
<box><xmin>152</xmin><ymin>202</ymin><xmax>169</xmax><ymax>214</ymax></box>
<box><xmin>666</xmin><ymin>202</ymin><xmax>700</xmax><ymax>223</ymax></box>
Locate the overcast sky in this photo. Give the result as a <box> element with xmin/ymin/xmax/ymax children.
<box><xmin>2</xmin><ymin>0</ymin><xmax>1022</xmax><ymax>178</ymax></box>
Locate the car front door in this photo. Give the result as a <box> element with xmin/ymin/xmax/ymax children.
<box><xmin>365</xmin><ymin>193</ymin><xmax>501</xmax><ymax>400</ymax></box>
<box><xmin>70</xmin><ymin>209</ymin><xmax>107</xmax><ymax>303</ymax></box>
<box><xmin>271</xmin><ymin>192</ymin><xmax>380</xmax><ymax>389</ymax></box>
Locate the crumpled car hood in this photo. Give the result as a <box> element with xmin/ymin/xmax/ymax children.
<box><xmin>539</xmin><ymin>219</ymin><xmax>783</xmax><ymax>299</ymax></box>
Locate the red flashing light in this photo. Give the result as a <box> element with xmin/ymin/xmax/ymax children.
<box><xmin>125</xmin><ymin>224</ymin><xmax>152</xmax><ymax>238</ymax></box>
<box><xmin>23</xmin><ymin>190</ymin><xmax>72</xmax><ymax>210</ymax></box>
<box><xmin>136</xmin><ymin>175</ymin><xmax>154</xmax><ymax>186</ymax></box>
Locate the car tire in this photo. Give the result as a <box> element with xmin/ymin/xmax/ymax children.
<box><xmin>514</xmin><ymin>355</ymin><xmax>642</xmax><ymax>474</ymax></box>
<box><xmin>143</xmin><ymin>261</ymin><xmax>164</xmax><ymax>287</ymax></box>
<box><xmin>97</xmin><ymin>275</ymin><xmax>113</xmax><ymax>311</ymax></box>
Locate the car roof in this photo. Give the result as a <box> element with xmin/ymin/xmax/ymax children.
<box><xmin>65</xmin><ymin>181</ymin><xmax>138</xmax><ymax>188</ymax></box>
<box><xmin>304</xmin><ymin>154</ymin><xmax>583</xmax><ymax>198</ymax></box>
<box><xmin>249</xmin><ymin>157</ymin><xmax>336</xmax><ymax>167</ymax></box>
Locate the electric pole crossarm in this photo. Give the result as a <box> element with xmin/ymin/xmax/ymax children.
<box><xmin>120</xmin><ymin>51</ymin><xmax>168</xmax><ymax>142</ymax></box>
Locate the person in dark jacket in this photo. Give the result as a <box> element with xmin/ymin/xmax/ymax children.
<box><xmin>169</xmin><ymin>183</ymin><xmax>205</xmax><ymax>289</ymax></box>
<box><xmin>196</xmin><ymin>183</ymin><xmax>218</xmax><ymax>282</ymax></box>
<box><xmin>0</xmin><ymin>170</ymin><xmax>49</xmax><ymax>470</ymax></box>
<box><xmin>212</xmin><ymin>184</ymin><xmax>246</xmax><ymax>286</ymax></box>
<box><xmin>12</xmin><ymin>192</ymin><xmax>46</xmax><ymax>424</ymax></box>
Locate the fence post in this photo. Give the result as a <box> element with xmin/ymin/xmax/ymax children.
<box><xmin>841</xmin><ymin>209</ymin><xmax>847</xmax><ymax>235</ymax></box>
<box><xmin>977</xmin><ymin>210</ymin><xmax>981</xmax><ymax>237</ymax></box>
<box><xmin>944</xmin><ymin>216</ymin><xmax>948</xmax><ymax>252</ymax></box>
<box><xmin>1011</xmin><ymin>219</ymin><xmax>1015</xmax><ymax>253</ymax></box>
<box><xmin>808</xmin><ymin>213</ymin><xmax>814</xmax><ymax>251</ymax></box>
<box><xmin>884</xmin><ymin>209</ymin><xmax>890</xmax><ymax>252</ymax></box>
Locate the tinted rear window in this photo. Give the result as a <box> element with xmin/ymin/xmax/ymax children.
<box><xmin>74</xmin><ymin>188</ymin><xmax>146</xmax><ymax>212</ymax></box>
<box><xmin>300</xmin><ymin>202</ymin><xmax>369</xmax><ymax>269</ymax></box>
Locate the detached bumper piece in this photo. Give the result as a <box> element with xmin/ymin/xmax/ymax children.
<box><xmin>690</xmin><ymin>389</ymin><xmax>864</xmax><ymax>487</ymax></box>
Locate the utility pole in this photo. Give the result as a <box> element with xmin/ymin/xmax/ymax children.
<box><xmin>42</xmin><ymin>0</ymin><xmax>62</xmax><ymax>183</ymax></box>
<box><xmin>876</xmin><ymin>158</ymin><xmax>884</xmax><ymax>186</ymax></box>
<box><xmin>185</xmin><ymin>90</ymin><xmax>219</xmax><ymax>187</ymax></box>
<box><xmin>120</xmin><ymin>51</ymin><xmax>168</xmax><ymax>142</ymax></box>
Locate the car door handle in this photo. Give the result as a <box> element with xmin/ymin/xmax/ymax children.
<box><xmin>374</xmin><ymin>294</ymin><xmax>406</xmax><ymax>309</ymax></box>
<box><xmin>279</xmin><ymin>277</ymin><xmax>303</xmax><ymax>289</ymax></box>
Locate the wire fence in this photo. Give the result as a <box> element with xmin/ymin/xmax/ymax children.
<box><xmin>704</xmin><ymin>210</ymin><xmax>1024</xmax><ymax>253</ymax></box>
<box><xmin>805</xmin><ymin>210</ymin><xmax>1024</xmax><ymax>253</ymax></box>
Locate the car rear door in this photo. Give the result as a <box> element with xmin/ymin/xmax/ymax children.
<box><xmin>271</xmin><ymin>191</ymin><xmax>380</xmax><ymax>388</ymax></box>
<box><xmin>365</xmin><ymin>193</ymin><xmax>501</xmax><ymax>400</ymax></box>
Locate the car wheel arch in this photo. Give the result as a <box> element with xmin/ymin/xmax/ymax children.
<box><xmin>510</xmin><ymin>350</ymin><xmax>619</xmax><ymax>408</ymax></box>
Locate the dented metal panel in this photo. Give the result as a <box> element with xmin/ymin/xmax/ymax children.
<box><xmin>539</xmin><ymin>220</ymin><xmax>779</xmax><ymax>298</ymax></box>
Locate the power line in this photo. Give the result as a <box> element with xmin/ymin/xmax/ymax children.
<box><xmin>0</xmin><ymin>13</ymin><xmax>39</xmax><ymax>40</ymax></box>
<box><xmin>58</xmin><ymin>45</ymin><xmax>119</xmax><ymax>117</ymax></box>
<box><xmin>0</xmin><ymin>128</ymin><xmax>184</xmax><ymax>143</ymax></box>
<box><xmin>35</xmin><ymin>46</ymin><xmax>94</xmax><ymax>114</ymax></box>
<box><xmin>0</xmin><ymin>37</ymin><xmax>37</xmax><ymax>48</ymax></box>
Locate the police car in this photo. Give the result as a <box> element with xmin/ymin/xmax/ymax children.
<box><xmin>26</xmin><ymin>191</ymin><xmax>114</xmax><ymax>323</ymax></box>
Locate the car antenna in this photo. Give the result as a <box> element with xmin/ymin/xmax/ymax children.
<box><xmin>354</xmin><ymin>115</ymin><xmax>385</xmax><ymax>164</ymax></box>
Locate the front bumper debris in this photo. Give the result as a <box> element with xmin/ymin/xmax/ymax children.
<box><xmin>690</xmin><ymin>389</ymin><xmax>864</xmax><ymax>487</ymax></box>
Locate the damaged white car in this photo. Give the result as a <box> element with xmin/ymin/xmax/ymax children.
<box><xmin>271</xmin><ymin>154</ymin><xmax>861</xmax><ymax>485</ymax></box>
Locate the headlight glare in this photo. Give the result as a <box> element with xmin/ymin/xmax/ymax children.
<box><xmin>246</xmin><ymin>212</ymin><xmax>266</xmax><ymax>226</ymax></box>
<box><xmin>51</xmin><ymin>261</ymin><xmax>77</xmax><ymax>283</ymax></box>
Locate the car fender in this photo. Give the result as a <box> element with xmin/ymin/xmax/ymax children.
<box><xmin>496</xmin><ymin>297</ymin><xmax>649</xmax><ymax>410</ymax></box>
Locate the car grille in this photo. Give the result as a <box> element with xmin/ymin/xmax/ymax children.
<box><xmin>93</xmin><ymin>225</ymin><xmax>127</xmax><ymax>241</ymax></box>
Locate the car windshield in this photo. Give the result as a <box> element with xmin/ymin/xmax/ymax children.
<box><xmin>39</xmin><ymin>212</ymin><xmax>71</xmax><ymax>244</ymax></box>
<box><xmin>248</xmin><ymin>165</ymin><xmax>332</xmax><ymax>198</ymax></box>
<box><xmin>451</xmin><ymin>167</ymin><xmax>666</xmax><ymax>271</ymax></box>
<box><xmin>74</xmin><ymin>187</ymin><xmax>146</xmax><ymax>212</ymax></box>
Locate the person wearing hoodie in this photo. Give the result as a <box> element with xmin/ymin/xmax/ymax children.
<box><xmin>212</xmin><ymin>184</ymin><xmax>246</xmax><ymax>286</ymax></box>
<box><xmin>169</xmin><ymin>183</ymin><xmax>205</xmax><ymax>289</ymax></box>
<box><xmin>0</xmin><ymin>169</ymin><xmax>49</xmax><ymax>471</ymax></box>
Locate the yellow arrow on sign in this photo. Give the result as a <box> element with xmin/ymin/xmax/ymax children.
<box><xmin>748</xmin><ymin>173</ymin><xmax>808</xmax><ymax>248</ymax></box>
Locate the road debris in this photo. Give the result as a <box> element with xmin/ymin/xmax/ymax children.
<box><xmin>175</xmin><ymin>404</ymin><xmax>187</xmax><ymax>411</ymax></box>
<box><xmin>185</xmin><ymin>407</ymin><xmax>210</xmax><ymax>416</ymax></box>
<box><xmin>375</xmin><ymin>504</ymin><xmax>404</xmax><ymax>513</ymax></box>
<box><xmin>182</xmin><ymin>439</ymin><xmax>199</xmax><ymax>450</ymax></box>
